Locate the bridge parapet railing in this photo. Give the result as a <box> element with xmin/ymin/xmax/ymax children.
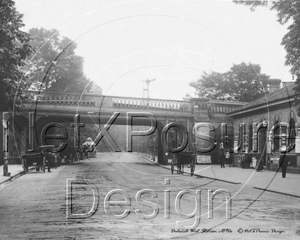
<box><xmin>24</xmin><ymin>91</ymin><xmax>108</xmax><ymax>107</ymax></box>
<box><xmin>112</xmin><ymin>96</ymin><xmax>191</xmax><ymax>112</ymax></box>
<box><xmin>209</xmin><ymin>101</ymin><xmax>247</xmax><ymax>114</ymax></box>
<box><xmin>23</xmin><ymin>91</ymin><xmax>192</xmax><ymax>111</ymax></box>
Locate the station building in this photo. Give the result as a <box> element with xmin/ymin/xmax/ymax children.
<box><xmin>227</xmin><ymin>81</ymin><xmax>300</xmax><ymax>173</ymax></box>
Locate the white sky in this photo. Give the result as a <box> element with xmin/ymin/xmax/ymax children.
<box><xmin>15</xmin><ymin>0</ymin><xmax>292</xmax><ymax>100</ymax></box>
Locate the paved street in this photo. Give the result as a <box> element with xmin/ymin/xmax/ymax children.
<box><xmin>0</xmin><ymin>152</ymin><xmax>299</xmax><ymax>239</ymax></box>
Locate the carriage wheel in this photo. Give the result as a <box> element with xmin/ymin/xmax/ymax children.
<box><xmin>23</xmin><ymin>164</ymin><xmax>28</xmax><ymax>174</ymax></box>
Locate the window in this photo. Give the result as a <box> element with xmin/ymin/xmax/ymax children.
<box><xmin>248</xmin><ymin>119</ymin><xmax>253</xmax><ymax>152</ymax></box>
<box><xmin>273</xmin><ymin>114</ymin><xmax>280</xmax><ymax>152</ymax></box>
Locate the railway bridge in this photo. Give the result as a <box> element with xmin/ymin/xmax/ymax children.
<box><xmin>1</xmin><ymin>91</ymin><xmax>246</xmax><ymax>164</ymax></box>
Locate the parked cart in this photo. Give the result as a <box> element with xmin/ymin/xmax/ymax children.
<box><xmin>21</xmin><ymin>145</ymin><xmax>55</xmax><ymax>173</ymax></box>
<box><xmin>22</xmin><ymin>152</ymin><xmax>45</xmax><ymax>173</ymax></box>
<box><xmin>171</xmin><ymin>152</ymin><xmax>196</xmax><ymax>176</ymax></box>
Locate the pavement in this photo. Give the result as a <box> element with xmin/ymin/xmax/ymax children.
<box><xmin>0</xmin><ymin>160</ymin><xmax>80</xmax><ymax>185</ymax></box>
<box><xmin>0</xmin><ymin>156</ymin><xmax>89</xmax><ymax>186</ymax></box>
<box><xmin>141</xmin><ymin>153</ymin><xmax>300</xmax><ymax>198</ymax></box>
<box><xmin>0</xmin><ymin>164</ymin><xmax>29</xmax><ymax>185</ymax></box>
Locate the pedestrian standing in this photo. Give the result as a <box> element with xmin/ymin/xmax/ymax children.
<box><xmin>219</xmin><ymin>143</ymin><xmax>225</xmax><ymax>168</ymax></box>
<box><xmin>45</xmin><ymin>152</ymin><xmax>51</xmax><ymax>172</ymax></box>
<box><xmin>220</xmin><ymin>158</ymin><xmax>225</xmax><ymax>168</ymax></box>
<box><xmin>256</xmin><ymin>156</ymin><xmax>264</xmax><ymax>172</ymax></box>
<box><xmin>279</xmin><ymin>154</ymin><xmax>289</xmax><ymax>178</ymax></box>
<box><xmin>53</xmin><ymin>153</ymin><xmax>58</xmax><ymax>169</ymax></box>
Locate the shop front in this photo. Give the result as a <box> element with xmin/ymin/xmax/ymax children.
<box><xmin>266</xmin><ymin>118</ymin><xmax>298</xmax><ymax>172</ymax></box>
<box><xmin>233</xmin><ymin>120</ymin><xmax>267</xmax><ymax>170</ymax></box>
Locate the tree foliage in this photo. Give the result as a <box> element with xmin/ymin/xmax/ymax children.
<box><xmin>0</xmin><ymin>0</ymin><xmax>32</xmax><ymax>111</ymax></box>
<box><xmin>233</xmin><ymin>1</ymin><xmax>300</xmax><ymax>112</ymax></box>
<box><xmin>27</xmin><ymin>28</ymin><xmax>91</xmax><ymax>93</ymax></box>
<box><xmin>190</xmin><ymin>62</ymin><xmax>270</xmax><ymax>102</ymax></box>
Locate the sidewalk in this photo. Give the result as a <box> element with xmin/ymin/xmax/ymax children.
<box><xmin>0</xmin><ymin>156</ymin><xmax>91</xmax><ymax>185</ymax></box>
<box><xmin>0</xmin><ymin>154</ymin><xmax>95</xmax><ymax>186</ymax></box>
<box><xmin>142</xmin><ymin>154</ymin><xmax>300</xmax><ymax>198</ymax></box>
<box><xmin>0</xmin><ymin>164</ymin><xmax>27</xmax><ymax>185</ymax></box>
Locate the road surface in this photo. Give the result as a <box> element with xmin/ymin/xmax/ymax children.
<box><xmin>0</xmin><ymin>152</ymin><xmax>299</xmax><ymax>239</ymax></box>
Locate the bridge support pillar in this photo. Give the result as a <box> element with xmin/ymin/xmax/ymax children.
<box><xmin>157</xmin><ymin>123</ymin><xmax>166</xmax><ymax>165</ymax></box>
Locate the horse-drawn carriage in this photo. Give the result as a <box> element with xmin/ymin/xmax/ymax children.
<box><xmin>21</xmin><ymin>145</ymin><xmax>57</xmax><ymax>173</ymax></box>
<box><xmin>82</xmin><ymin>137</ymin><xmax>96</xmax><ymax>159</ymax></box>
<box><xmin>171</xmin><ymin>152</ymin><xmax>196</xmax><ymax>176</ymax></box>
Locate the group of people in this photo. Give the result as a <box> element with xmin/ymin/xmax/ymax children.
<box><xmin>254</xmin><ymin>154</ymin><xmax>290</xmax><ymax>178</ymax></box>
<box><xmin>230</xmin><ymin>158</ymin><xmax>289</xmax><ymax>178</ymax></box>
<box><xmin>218</xmin><ymin>143</ymin><xmax>290</xmax><ymax>178</ymax></box>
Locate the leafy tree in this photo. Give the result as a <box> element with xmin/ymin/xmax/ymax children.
<box><xmin>27</xmin><ymin>27</ymin><xmax>91</xmax><ymax>93</ymax></box>
<box><xmin>190</xmin><ymin>62</ymin><xmax>270</xmax><ymax>102</ymax></box>
<box><xmin>233</xmin><ymin>0</ymin><xmax>300</xmax><ymax>113</ymax></box>
<box><xmin>0</xmin><ymin>0</ymin><xmax>32</xmax><ymax>111</ymax></box>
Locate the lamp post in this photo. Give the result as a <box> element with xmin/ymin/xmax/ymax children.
<box><xmin>2</xmin><ymin>112</ymin><xmax>11</xmax><ymax>176</ymax></box>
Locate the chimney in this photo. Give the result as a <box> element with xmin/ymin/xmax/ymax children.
<box><xmin>262</xmin><ymin>79</ymin><xmax>281</xmax><ymax>93</ymax></box>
